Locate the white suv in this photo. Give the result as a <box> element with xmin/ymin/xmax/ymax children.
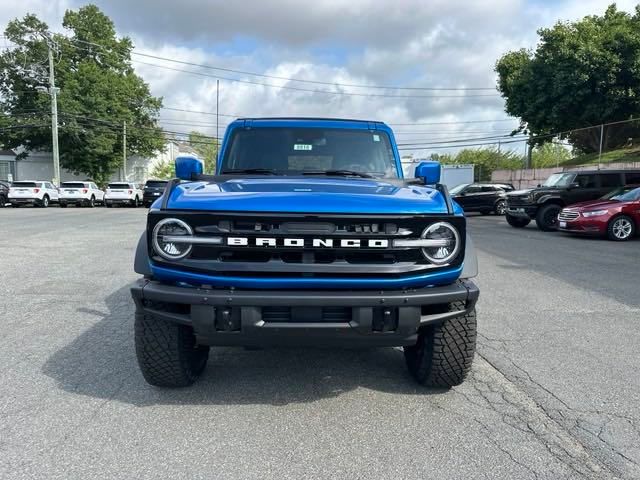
<box><xmin>105</xmin><ymin>182</ymin><xmax>144</xmax><ymax>207</ymax></box>
<box><xmin>59</xmin><ymin>181</ymin><xmax>105</xmax><ymax>208</ymax></box>
<box><xmin>8</xmin><ymin>181</ymin><xmax>59</xmax><ymax>208</ymax></box>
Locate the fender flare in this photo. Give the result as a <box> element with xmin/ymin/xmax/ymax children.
<box><xmin>537</xmin><ymin>195</ymin><xmax>564</xmax><ymax>206</ymax></box>
<box><xmin>460</xmin><ymin>233</ymin><xmax>478</xmax><ymax>279</ymax></box>
<box><xmin>134</xmin><ymin>232</ymin><xmax>152</xmax><ymax>277</ymax></box>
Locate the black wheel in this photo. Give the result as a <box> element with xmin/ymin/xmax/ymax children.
<box><xmin>535</xmin><ymin>204</ymin><xmax>561</xmax><ymax>231</ymax></box>
<box><xmin>607</xmin><ymin>215</ymin><xmax>635</xmax><ymax>241</ymax></box>
<box><xmin>135</xmin><ymin>312</ymin><xmax>210</xmax><ymax>387</ymax></box>
<box><xmin>505</xmin><ymin>214</ymin><xmax>530</xmax><ymax>228</ymax></box>
<box><xmin>494</xmin><ymin>200</ymin><xmax>506</xmax><ymax>215</ymax></box>
<box><xmin>404</xmin><ymin>301</ymin><xmax>476</xmax><ymax>388</ymax></box>
<box><xmin>40</xmin><ymin>195</ymin><xmax>49</xmax><ymax>208</ymax></box>
<box><xmin>89</xmin><ymin>196</ymin><xmax>95</xmax><ymax>208</ymax></box>
<box><xmin>132</xmin><ymin>196</ymin><xmax>140</xmax><ymax>207</ymax></box>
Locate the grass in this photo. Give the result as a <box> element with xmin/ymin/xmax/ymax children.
<box><xmin>561</xmin><ymin>146</ymin><xmax>640</xmax><ymax>166</ymax></box>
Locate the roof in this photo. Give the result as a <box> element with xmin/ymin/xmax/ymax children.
<box><xmin>563</xmin><ymin>169</ymin><xmax>640</xmax><ymax>173</ymax></box>
<box><xmin>236</xmin><ymin>117</ymin><xmax>381</xmax><ymax>124</ymax></box>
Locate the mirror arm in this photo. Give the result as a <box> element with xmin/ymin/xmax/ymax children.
<box><xmin>161</xmin><ymin>178</ymin><xmax>181</xmax><ymax>210</ymax></box>
<box><xmin>436</xmin><ymin>183</ymin><xmax>453</xmax><ymax>215</ymax></box>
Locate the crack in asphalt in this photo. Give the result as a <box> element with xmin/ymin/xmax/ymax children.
<box><xmin>477</xmin><ymin>334</ymin><xmax>640</xmax><ymax>479</ymax></box>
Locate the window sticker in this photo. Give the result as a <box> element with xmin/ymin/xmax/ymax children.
<box><xmin>294</xmin><ymin>144</ymin><xmax>313</xmax><ymax>151</ymax></box>
<box><xmin>373</xmin><ymin>134</ymin><xmax>380</xmax><ymax>142</ymax></box>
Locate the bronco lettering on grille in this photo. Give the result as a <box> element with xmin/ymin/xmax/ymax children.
<box><xmin>226</xmin><ymin>237</ymin><xmax>390</xmax><ymax>248</ymax></box>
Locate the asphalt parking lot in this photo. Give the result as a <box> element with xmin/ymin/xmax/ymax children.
<box><xmin>1</xmin><ymin>208</ymin><xmax>639</xmax><ymax>480</ymax></box>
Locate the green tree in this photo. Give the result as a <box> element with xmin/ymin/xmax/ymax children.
<box><xmin>435</xmin><ymin>147</ymin><xmax>522</xmax><ymax>181</ymax></box>
<box><xmin>188</xmin><ymin>131</ymin><xmax>218</xmax><ymax>174</ymax></box>
<box><xmin>0</xmin><ymin>5</ymin><xmax>164</xmax><ymax>184</ymax></box>
<box><xmin>149</xmin><ymin>157</ymin><xmax>175</xmax><ymax>180</ymax></box>
<box><xmin>531</xmin><ymin>142</ymin><xmax>572</xmax><ymax>168</ymax></box>
<box><xmin>496</xmin><ymin>4</ymin><xmax>640</xmax><ymax>154</ymax></box>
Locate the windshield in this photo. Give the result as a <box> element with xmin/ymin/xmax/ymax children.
<box><xmin>449</xmin><ymin>183</ymin><xmax>470</xmax><ymax>194</ymax></box>
<box><xmin>542</xmin><ymin>173</ymin><xmax>575</xmax><ymax>187</ymax></box>
<box><xmin>220</xmin><ymin>127</ymin><xmax>399</xmax><ymax>178</ymax></box>
<box><xmin>609</xmin><ymin>186</ymin><xmax>640</xmax><ymax>202</ymax></box>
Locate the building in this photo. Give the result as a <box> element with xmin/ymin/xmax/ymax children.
<box><xmin>0</xmin><ymin>150</ymin><xmax>17</xmax><ymax>182</ymax></box>
<box><xmin>1</xmin><ymin>141</ymin><xmax>197</xmax><ymax>184</ymax></box>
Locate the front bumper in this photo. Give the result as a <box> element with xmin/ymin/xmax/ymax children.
<box><xmin>506</xmin><ymin>204</ymin><xmax>538</xmax><ymax>219</ymax></box>
<box><xmin>558</xmin><ymin>218</ymin><xmax>607</xmax><ymax>236</ymax></box>
<box><xmin>131</xmin><ymin>279</ymin><xmax>479</xmax><ymax>347</ymax></box>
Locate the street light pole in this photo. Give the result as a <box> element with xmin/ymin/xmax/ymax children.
<box><xmin>47</xmin><ymin>45</ymin><xmax>61</xmax><ymax>186</ymax></box>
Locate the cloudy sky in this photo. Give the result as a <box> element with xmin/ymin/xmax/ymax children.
<box><xmin>1</xmin><ymin>0</ymin><xmax>637</xmax><ymax>156</ymax></box>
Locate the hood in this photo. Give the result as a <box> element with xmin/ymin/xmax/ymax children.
<box><xmin>564</xmin><ymin>199</ymin><xmax>622</xmax><ymax>211</ymax></box>
<box><xmin>507</xmin><ymin>188</ymin><xmax>533</xmax><ymax>196</ymax></box>
<box><xmin>160</xmin><ymin>177</ymin><xmax>456</xmax><ymax>214</ymax></box>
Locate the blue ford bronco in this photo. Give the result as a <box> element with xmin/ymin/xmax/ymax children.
<box><xmin>131</xmin><ymin>118</ymin><xmax>479</xmax><ymax>388</ymax></box>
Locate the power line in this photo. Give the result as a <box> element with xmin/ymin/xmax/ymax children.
<box><xmin>69</xmin><ymin>37</ymin><xmax>496</xmax><ymax>92</ymax></box>
<box><xmin>131</xmin><ymin>58</ymin><xmax>500</xmax><ymax>99</ymax></box>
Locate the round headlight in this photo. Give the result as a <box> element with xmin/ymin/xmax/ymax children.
<box><xmin>420</xmin><ymin>222</ymin><xmax>460</xmax><ymax>265</ymax></box>
<box><xmin>152</xmin><ymin>218</ymin><xmax>193</xmax><ymax>260</ymax></box>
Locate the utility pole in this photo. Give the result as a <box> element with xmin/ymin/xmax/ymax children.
<box><xmin>598</xmin><ymin>124</ymin><xmax>604</xmax><ymax>166</ymax></box>
<box><xmin>47</xmin><ymin>44</ymin><xmax>60</xmax><ymax>186</ymax></box>
<box><xmin>122</xmin><ymin>121</ymin><xmax>127</xmax><ymax>181</ymax></box>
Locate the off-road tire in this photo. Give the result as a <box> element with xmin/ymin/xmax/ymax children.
<box><xmin>404</xmin><ymin>301</ymin><xmax>476</xmax><ymax>388</ymax></box>
<box><xmin>135</xmin><ymin>312</ymin><xmax>210</xmax><ymax>387</ymax></box>
<box><xmin>535</xmin><ymin>203</ymin><xmax>561</xmax><ymax>231</ymax></box>
<box><xmin>505</xmin><ymin>214</ymin><xmax>530</xmax><ymax>228</ymax></box>
<box><xmin>607</xmin><ymin>215</ymin><xmax>635</xmax><ymax>241</ymax></box>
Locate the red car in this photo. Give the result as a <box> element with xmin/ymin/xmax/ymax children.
<box><xmin>558</xmin><ymin>186</ymin><xmax>640</xmax><ymax>241</ymax></box>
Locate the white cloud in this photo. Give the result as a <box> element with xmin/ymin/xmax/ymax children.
<box><xmin>3</xmin><ymin>0</ymin><xmax>637</xmax><ymax>157</ymax></box>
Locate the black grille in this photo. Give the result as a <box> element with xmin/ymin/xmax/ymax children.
<box><xmin>262</xmin><ymin>306</ymin><xmax>352</xmax><ymax>322</ymax></box>
<box><xmin>148</xmin><ymin>212</ymin><xmax>465</xmax><ymax>279</ymax></box>
<box><xmin>506</xmin><ymin>194</ymin><xmax>530</xmax><ymax>206</ymax></box>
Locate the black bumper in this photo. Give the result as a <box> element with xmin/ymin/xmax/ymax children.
<box><xmin>506</xmin><ymin>204</ymin><xmax>538</xmax><ymax>219</ymax></box>
<box><xmin>131</xmin><ymin>279</ymin><xmax>479</xmax><ymax>347</ymax></box>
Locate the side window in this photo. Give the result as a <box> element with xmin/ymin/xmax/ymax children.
<box><xmin>599</xmin><ymin>174</ymin><xmax>621</xmax><ymax>188</ymax></box>
<box><xmin>465</xmin><ymin>186</ymin><xmax>481</xmax><ymax>194</ymax></box>
<box><xmin>481</xmin><ymin>186</ymin><xmax>496</xmax><ymax>193</ymax></box>
<box><xmin>575</xmin><ymin>174</ymin><xmax>597</xmax><ymax>188</ymax></box>
<box><xmin>624</xmin><ymin>172</ymin><xmax>640</xmax><ymax>185</ymax></box>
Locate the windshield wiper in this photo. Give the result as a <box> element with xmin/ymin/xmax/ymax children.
<box><xmin>302</xmin><ymin>169</ymin><xmax>373</xmax><ymax>179</ymax></box>
<box><xmin>221</xmin><ymin>168</ymin><xmax>278</xmax><ymax>175</ymax></box>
